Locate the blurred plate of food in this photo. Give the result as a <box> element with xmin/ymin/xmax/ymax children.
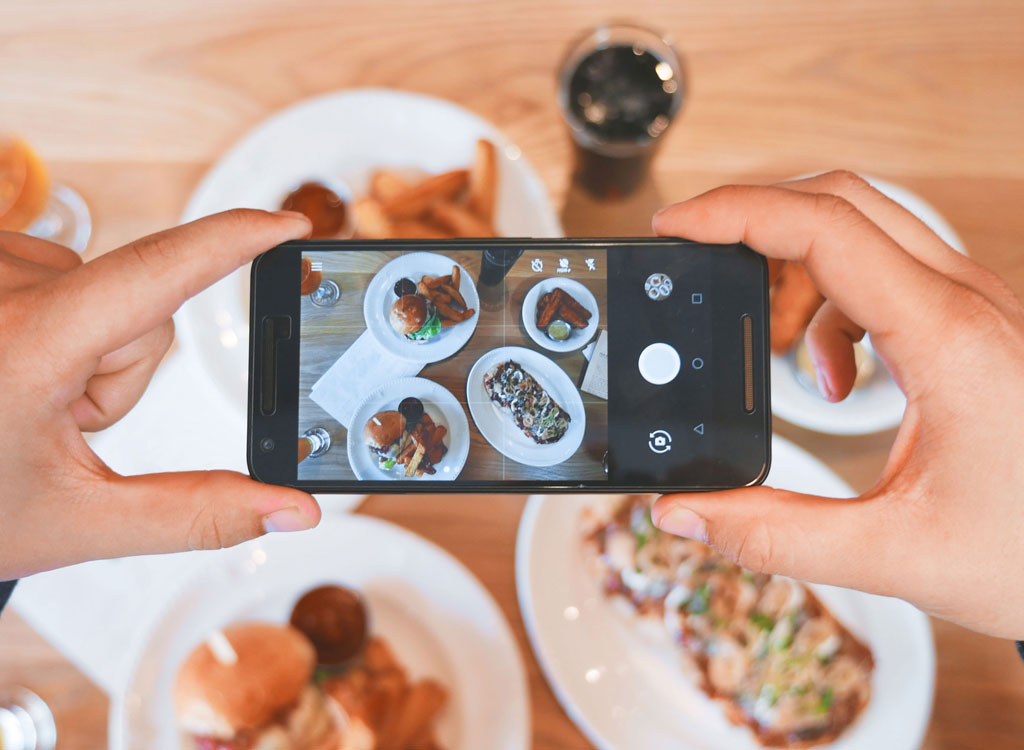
<box><xmin>466</xmin><ymin>346</ymin><xmax>586</xmax><ymax>467</ymax></box>
<box><xmin>770</xmin><ymin>175</ymin><xmax>967</xmax><ymax>434</ymax></box>
<box><xmin>347</xmin><ymin>377</ymin><xmax>470</xmax><ymax>481</ymax></box>
<box><xmin>110</xmin><ymin>514</ymin><xmax>529</xmax><ymax>750</ymax></box>
<box><xmin>522</xmin><ymin>278</ymin><xmax>600</xmax><ymax>352</ymax></box>
<box><xmin>175</xmin><ymin>88</ymin><xmax>562</xmax><ymax>414</ymax></box>
<box><xmin>364</xmin><ymin>252</ymin><xmax>478</xmax><ymax>363</ymax></box>
<box><xmin>516</xmin><ymin>436</ymin><xmax>934</xmax><ymax>750</ymax></box>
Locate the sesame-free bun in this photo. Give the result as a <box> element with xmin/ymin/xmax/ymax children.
<box><xmin>362</xmin><ymin>410</ymin><xmax>406</xmax><ymax>451</ymax></box>
<box><xmin>389</xmin><ymin>294</ymin><xmax>427</xmax><ymax>335</ymax></box>
<box><xmin>174</xmin><ymin>623</ymin><xmax>316</xmax><ymax>739</ymax></box>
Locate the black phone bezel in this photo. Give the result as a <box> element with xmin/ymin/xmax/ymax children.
<box><xmin>248</xmin><ymin>238</ymin><xmax>771</xmax><ymax>493</ymax></box>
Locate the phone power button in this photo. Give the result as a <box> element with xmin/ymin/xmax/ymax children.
<box><xmin>639</xmin><ymin>343</ymin><xmax>681</xmax><ymax>385</ymax></box>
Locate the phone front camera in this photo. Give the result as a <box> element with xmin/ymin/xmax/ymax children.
<box><xmin>259</xmin><ymin>437</ymin><xmax>276</xmax><ymax>452</ymax></box>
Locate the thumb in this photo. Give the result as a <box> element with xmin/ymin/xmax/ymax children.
<box><xmin>652</xmin><ymin>488</ymin><xmax>886</xmax><ymax>590</ymax></box>
<box><xmin>91</xmin><ymin>470</ymin><xmax>321</xmax><ymax>558</ymax></box>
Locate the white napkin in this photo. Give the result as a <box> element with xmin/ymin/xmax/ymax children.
<box><xmin>10</xmin><ymin>346</ymin><xmax>364</xmax><ymax>695</ymax></box>
<box><xmin>310</xmin><ymin>331</ymin><xmax>421</xmax><ymax>428</ymax></box>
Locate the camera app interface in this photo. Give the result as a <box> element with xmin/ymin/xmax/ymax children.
<box><xmin>297</xmin><ymin>247</ymin><xmax>610</xmax><ymax>482</ymax></box>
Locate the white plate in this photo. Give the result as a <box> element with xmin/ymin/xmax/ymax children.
<box><xmin>175</xmin><ymin>88</ymin><xmax>563</xmax><ymax>415</ymax></box>
<box><xmin>516</xmin><ymin>436</ymin><xmax>935</xmax><ymax>750</ymax></box>
<box><xmin>110</xmin><ymin>514</ymin><xmax>529</xmax><ymax>750</ymax></box>
<box><xmin>521</xmin><ymin>278</ymin><xmax>600</xmax><ymax>353</ymax></box>
<box><xmin>363</xmin><ymin>253</ymin><xmax>479</xmax><ymax>363</ymax></box>
<box><xmin>346</xmin><ymin>377</ymin><xmax>470</xmax><ymax>481</ymax></box>
<box><xmin>466</xmin><ymin>346</ymin><xmax>586</xmax><ymax>467</ymax></box>
<box><xmin>771</xmin><ymin>174</ymin><xmax>968</xmax><ymax>434</ymax></box>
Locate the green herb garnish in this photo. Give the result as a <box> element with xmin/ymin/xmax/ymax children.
<box><xmin>686</xmin><ymin>583</ymin><xmax>711</xmax><ymax>614</ymax></box>
<box><xmin>750</xmin><ymin>612</ymin><xmax>775</xmax><ymax>631</ymax></box>
<box><xmin>382</xmin><ymin>458</ymin><xmax>396</xmax><ymax>469</ymax></box>
<box><xmin>816</xmin><ymin>687</ymin><xmax>834</xmax><ymax>714</ymax></box>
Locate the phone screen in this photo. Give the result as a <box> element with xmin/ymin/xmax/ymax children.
<box><xmin>298</xmin><ymin>247</ymin><xmax>616</xmax><ymax>483</ymax></box>
<box><xmin>251</xmin><ymin>238</ymin><xmax>768</xmax><ymax>491</ymax></box>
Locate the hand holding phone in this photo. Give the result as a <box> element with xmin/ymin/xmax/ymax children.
<box><xmin>249</xmin><ymin>238</ymin><xmax>770</xmax><ymax>493</ymax></box>
<box><xmin>653</xmin><ymin>172</ymin><xmax>1024</xmax><ymax>640</ymax></box>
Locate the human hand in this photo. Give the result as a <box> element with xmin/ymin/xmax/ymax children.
<box><xmin>652</xmin><ymin>171</ymin><xmax>1024</xmax><ymax>639</ymax></box>
<box><xmin>0</xmin><ymin>209</ymin><xmax>321</xmax><ymax>579</ymax></box>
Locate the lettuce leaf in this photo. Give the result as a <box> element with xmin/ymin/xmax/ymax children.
<box><xmin>406</xmin><ymin>309</ymin><xmax>442</xmax><ymax>341</ymax></box>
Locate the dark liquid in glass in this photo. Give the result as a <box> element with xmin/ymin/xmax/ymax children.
<box><xmin>567</xmin><ymin>45</ymin><xmax>678</xmax><ymax>199</ymax></box>
<box><xmin>478</xmin><ymin>248</ymin><xmax>523</xmax><ymax>286</ymax></box>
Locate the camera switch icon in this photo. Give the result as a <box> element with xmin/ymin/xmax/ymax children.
<box><xmin>648</xmin><ymin>430</ymin><xmax>673</xmax><ymax>454</ymax></box>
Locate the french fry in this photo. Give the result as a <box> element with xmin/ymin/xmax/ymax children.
<box><xmin>558</xmin><ymin>290</ymin><xmax>592</xmax><ymax>322</ymax></box>
<box><xmin>370</xmin><ymin>169</ymin><xmax>411</xmax><ymax>202</ymax></box>
<box><xmin>440</xmin><ymin>283</ymin><xmax>466</xmax><ymax>309</ymax></box>
<box><xmin>388</xmin><ymin>680</ymin><xmax>449</xmax><ymax>748</ymax></box>
<box><xmin>770</xmin><ymin>262</ymin><xmax>823</xmax><ymax>354</ymax></box>
<box><xmin>405</xmin><ymin>443</ymin><xmax>426</xmax><ymax>477</ymax></box>
<box><xmin>451</xmin><ymin>264</ymin><xmax>460</xmax><ymax>289</ymax></box>
<box><xmin>468</xmin><ymin>139</ymin><xmax>497</xmax><ymax>224</ymax></box>
<box><xmin>425</xmin><ymin>274</ymin><xmax>452</xmax><ymax>289</ymax></box>
<box><xmin>382</xmin><ymin>169</ymin><xmax>469</xmax><ymax>220</ymax></box>
<box><xmin>392</xmin><ymin>220</ymin><xmax>452</xmax><ymax>239</ymax></box>
<box><xmin>440</xmin><ymin>317</ymin><xmax>461</xmax><ymax>328</ymax></box>
<box><xmin>354</xmin><ymin>198</ymin><xmax>393</xmax><ymax>239</ymax></box>
<box><xmin>430</xmin><ymin>200</ymin><xmax>495</xmax><ymax>238</ymax></box>
<box><xmin>536</xmin><ymin>288</ymin><xmax>563</xmax><ymax>329</ymax></box>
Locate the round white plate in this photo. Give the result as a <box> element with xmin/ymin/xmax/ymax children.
<box><xmin>363</xmin><ymin>253</ymin><xmax>479</xmax><ymax>363</ymax></box>
<box><xmin>466</xmin><ymin>346</ymin><xmax>586</xmax><ymax>467</ymax></box>
<box><xmin>771</xmin><ymin>174</ymin><xmax>968</xmax><ymax>434</ymax></box>
<box><xmin>175</xmin><ymin>88</ymin><xmax>563</xmax><ymax>414</ymax></box>
<box><xmin>521</xmin><ymin>278</ymin><xmax>600</xmax><ymax>353</ymax></box>
<box><xmin>516</xmin><ymin>436</ymin><xmax>935</xmax><ymax>750</ymax></box>
<box><xmin>110</xmin><ymin>514</ymin><xmax>529</xmax><ymax>750</ymax></box>
<box><xmin>346</xmin><ymin>377</ymin><xmax>470</xmax><ymax>481</ymax></box>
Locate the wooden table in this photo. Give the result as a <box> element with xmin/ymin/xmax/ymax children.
<box><xmin>2</xmin><ymin>1</ymin><xmax>1024</xmax><ymax>748</ymax></box>
<box><xmin>298</xmin><ymin>248</ymin><xmax>608</xmax><ymax>482</ymax></box>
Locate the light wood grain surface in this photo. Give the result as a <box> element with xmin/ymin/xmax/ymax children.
<box><xmin>297</xmin><ymin>248</ymin><xmax>608</xmax><ymax>482</ymax></box>
<box><xmin>2</xmin><ymin>0</ymin><xmax>1024</xmax><ymax>748</ymax></box>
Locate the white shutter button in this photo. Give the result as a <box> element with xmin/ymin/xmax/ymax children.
<box><xmin>638</xmin><ymin>343</ymin><xmax>681</xmax><ymax>385</ymax></box>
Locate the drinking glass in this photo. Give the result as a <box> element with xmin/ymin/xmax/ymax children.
<box><xmin>0</xmin><ymin>686</ymin><xmax>56</xmax><ymax>750</ymax></box>
<box><xmin>557</xmin><ymin>24</ymin><xmax>686</xmax><ymax>200</ymax></box>
<box><xmin>298</xmin><ymin>427</ymin><xmax>331</xmax><ymax>463</ymax></box>
<box><xmin>301</xmin><ymin>258</ymin><xmax>341</xmax><ymax>307</ymax></box>
<box><xmin>0</xmin><ymin>134</ymin><xmax>91</xmax><ymax>253</ymax></box>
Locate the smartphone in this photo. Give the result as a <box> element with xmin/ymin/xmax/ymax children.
<box><xmin>248</xmin><ymin>238</ymin><xmax>770</xmax><ymax>493</ymax></box>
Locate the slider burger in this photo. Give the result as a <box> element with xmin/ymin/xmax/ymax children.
<box><xmin>389</xmin><ymin>294</ymin><xmax>441</xmax><ymax>343</ymax></box>
<box><xmin>174</xmin><ymin>623</ymin><xmax>339</xmax><ymax>750</ymax></box>
<box><xmin>363</xmin><ymin>410</ymin><xmax>406</xmax><ymax>471</ymax></box>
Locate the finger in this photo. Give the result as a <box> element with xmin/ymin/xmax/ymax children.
<box><xmin>777</xmin><ymin>171</ymin><xmax>971</xmax><ymax>273</ymax></box>
<box><xmin>0</xmin><ymin>230</ymin><xmax>82</xmax><ymax>271</ymax></box>
<box><xmin>804</xmin><ymin>301</ymin><xmax>865</xmax><ymax>401</ymax></box>
<box><xmin>69</xmin><ymin>320</ymin><xmax>175</xmax><ymax>431</ymax></box>
<box><xmin>38</xmin><ymin>209</ymin><xmax>311</xmax><ymax>363</ymax></box>
<box><xmin>89</xmin><ymin>471</ymin><xmax>321</xmax><ymax>559</ymax></box>
<box><xmin>653</xmin><ymin>185</ymin><xmax>953</xmax><ymax>364</ymax></box>
<box><xmin>778</xmin><ymin>171</ymin><xmax>1024</xmax><ymax>320</ymax></box>
<box><xmin>651</xmin><ymin>489</ymin><xmax>888</xmax><ymax>591</ymax></box>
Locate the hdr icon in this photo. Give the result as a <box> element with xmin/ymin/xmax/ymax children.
<box><xmin>648</xmin><ymin>430</ymin><xmax>672</xmax><ymax>454</ymax></box>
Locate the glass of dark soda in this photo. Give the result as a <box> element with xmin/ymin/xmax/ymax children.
<box><xmin>558</xmin><ymin>24</ymin><xmax>685</xmax><ymax>200</ymax></box>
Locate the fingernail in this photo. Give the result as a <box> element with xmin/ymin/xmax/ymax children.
<box><xmin>272</xmin><ymin>209</ymin><xmax>310</xmax><ymax>222</ymax></box>
<box><xmin>262</xmin><ymin>506</ymin><xmax>315</xmax><ymax>533</ymax></box>
<box><xmin>816</xmin><ymin>369</ymin><xmax>834</xmax><ymax>401</ymax></box>
<box><xmin>654</xmin><ymin>506</ymin><xmax>708</xmax><ymax>542</ymax></box>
